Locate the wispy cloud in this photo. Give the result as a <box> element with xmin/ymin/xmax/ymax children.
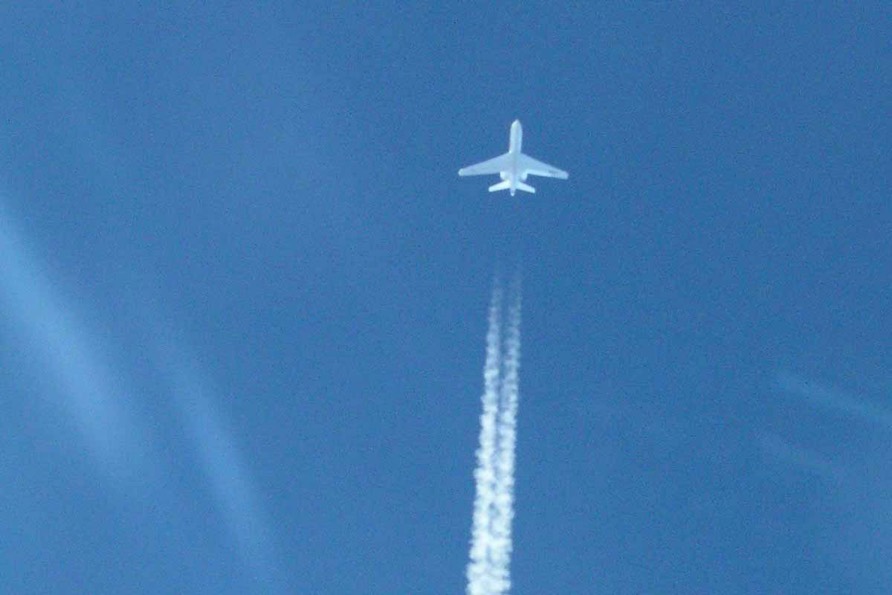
<box><xmin>755</xmin><ymin>430</ymin><xmax>844</xmax><ymax>483</ymax></box>
<box><xmin>0</xmin><ymin>195</ymin><xmax>147</xmax><ymax>480</ymax></box>
<box><xmin>777</xmin><ymin>372</ymin><xmax>892</xmax><ymax>430</ymax></box>
<box><xmin>150</xmin><ymin>331</ymin><xmax>282</xmax><ymax>590</ymax></box>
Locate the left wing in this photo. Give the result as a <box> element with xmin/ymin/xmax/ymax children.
<box><xmin>517</xmin><ymin>154</ymin><xmax>568</xmax><ymax>179</ymax></box>
<box><xmin>458</xmin><ymin>153</ymin><xmax>511</xmax><ymax>177</ymax></box>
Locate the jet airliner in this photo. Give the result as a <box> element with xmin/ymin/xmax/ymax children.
<box><xmin>458</xmin><ymin>120</ymin><xmax>568</xmax><ymax>195</ymax></box>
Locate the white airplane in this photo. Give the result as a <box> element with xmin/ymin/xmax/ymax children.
<box><xmin>458</xmin><ymin>120</ymin><xmax>568</xmax><ymax>195</ymax></box>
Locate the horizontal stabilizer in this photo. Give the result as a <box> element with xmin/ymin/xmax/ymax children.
<box><xmin>488</xmin><ymin>180</ymin><xmax>536</xmax><ymax>194</ymax></box>
<box><xmin>516</xmin><ymin>181</ymin><xmax>536</xmax><ymax>194</ymax></box>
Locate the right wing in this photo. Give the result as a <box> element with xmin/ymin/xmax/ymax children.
<box><xmin>458</xmin><ymin>153</ymin><xmax>511</xmax><ymax>177</ymax></box>
<box><xmin>517</xmin><ymin>154</ymin><xmax>569</xmax><ymax>179</ymax></box>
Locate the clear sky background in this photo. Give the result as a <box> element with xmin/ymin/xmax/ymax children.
<box><xmin>1</xmin><ymin>3</ymin><xmax>889</xmax><ymax>594</ymax></box>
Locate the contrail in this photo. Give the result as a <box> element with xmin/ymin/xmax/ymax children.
<box><xmin>467</xmin><ymin>282</ymin><xmax>503</xmax><ymax>594</ymax></box>
<box><xmin>492</xmin><ymin>278</ymin><xmax>521</xmax><ymax>592</ymax></box>
<box><xmin>467</xmin><ymin>276</ymin><xmax>522</xmax><ymax>595</ymax></box>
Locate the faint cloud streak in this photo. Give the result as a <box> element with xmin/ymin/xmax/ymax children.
<box><xmin>0</xmin><ymin>195</ymin><xmax>145</xmax><ymax>479</ymax></box>
<box><xmin>151</xmin><ymin>331</ymin><xmax>281</xmax><ymax>590</ymax></box>
<box><xmin>755</xmin><ymin>430</ymin><xmax>844</xmax><ymax>483</ymax></box>
<box><xmin>777</xmin><ymin>371</ymin><xmax>892</xmax><ymax>430</ymax></box>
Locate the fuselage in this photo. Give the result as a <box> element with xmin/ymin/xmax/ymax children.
<box><xmin>504</xmin><ymin>120</ymin><xmax>524</xmax><ymax>195</ymax></box>
<box><xmin>509</xmin><ymin>119</ymin><xmax>523</xmax><ymax>154</ymax></box>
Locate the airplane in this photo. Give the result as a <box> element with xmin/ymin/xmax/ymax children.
<box><xmin>458</xmin><ymin>120</ymin><xmax>568</xmax><ymax>196</ymax></box>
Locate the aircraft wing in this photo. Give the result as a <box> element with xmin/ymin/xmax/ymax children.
<box><xmin>458</xmin><ymin>153</ymin><xmax>511</xmax><ymax>177</ymax></box>
<box><xmin>517</xmin><ymin>154</ymin><xmax>568</xmax><ymax>179</ymax></box>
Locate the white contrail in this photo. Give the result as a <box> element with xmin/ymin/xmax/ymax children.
<box><xmin>491</xmin><ymin>279</ymin><xmax>521</xmax><ymax>593</ymax></box>
<box><xmin>467</xmin><ymin>277</ymin><xmax>522</xmax><ymax>595</ymax></box>
<box><xmin>467</xmin><ymin>282</ymin><xmax>503</xmax><ymax>594</ymax></box>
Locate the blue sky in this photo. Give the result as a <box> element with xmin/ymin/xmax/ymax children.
<box><xmin>1</xmin><ymin>3</ymin><xmax>889</xmax><ymax>593</ymax></box>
